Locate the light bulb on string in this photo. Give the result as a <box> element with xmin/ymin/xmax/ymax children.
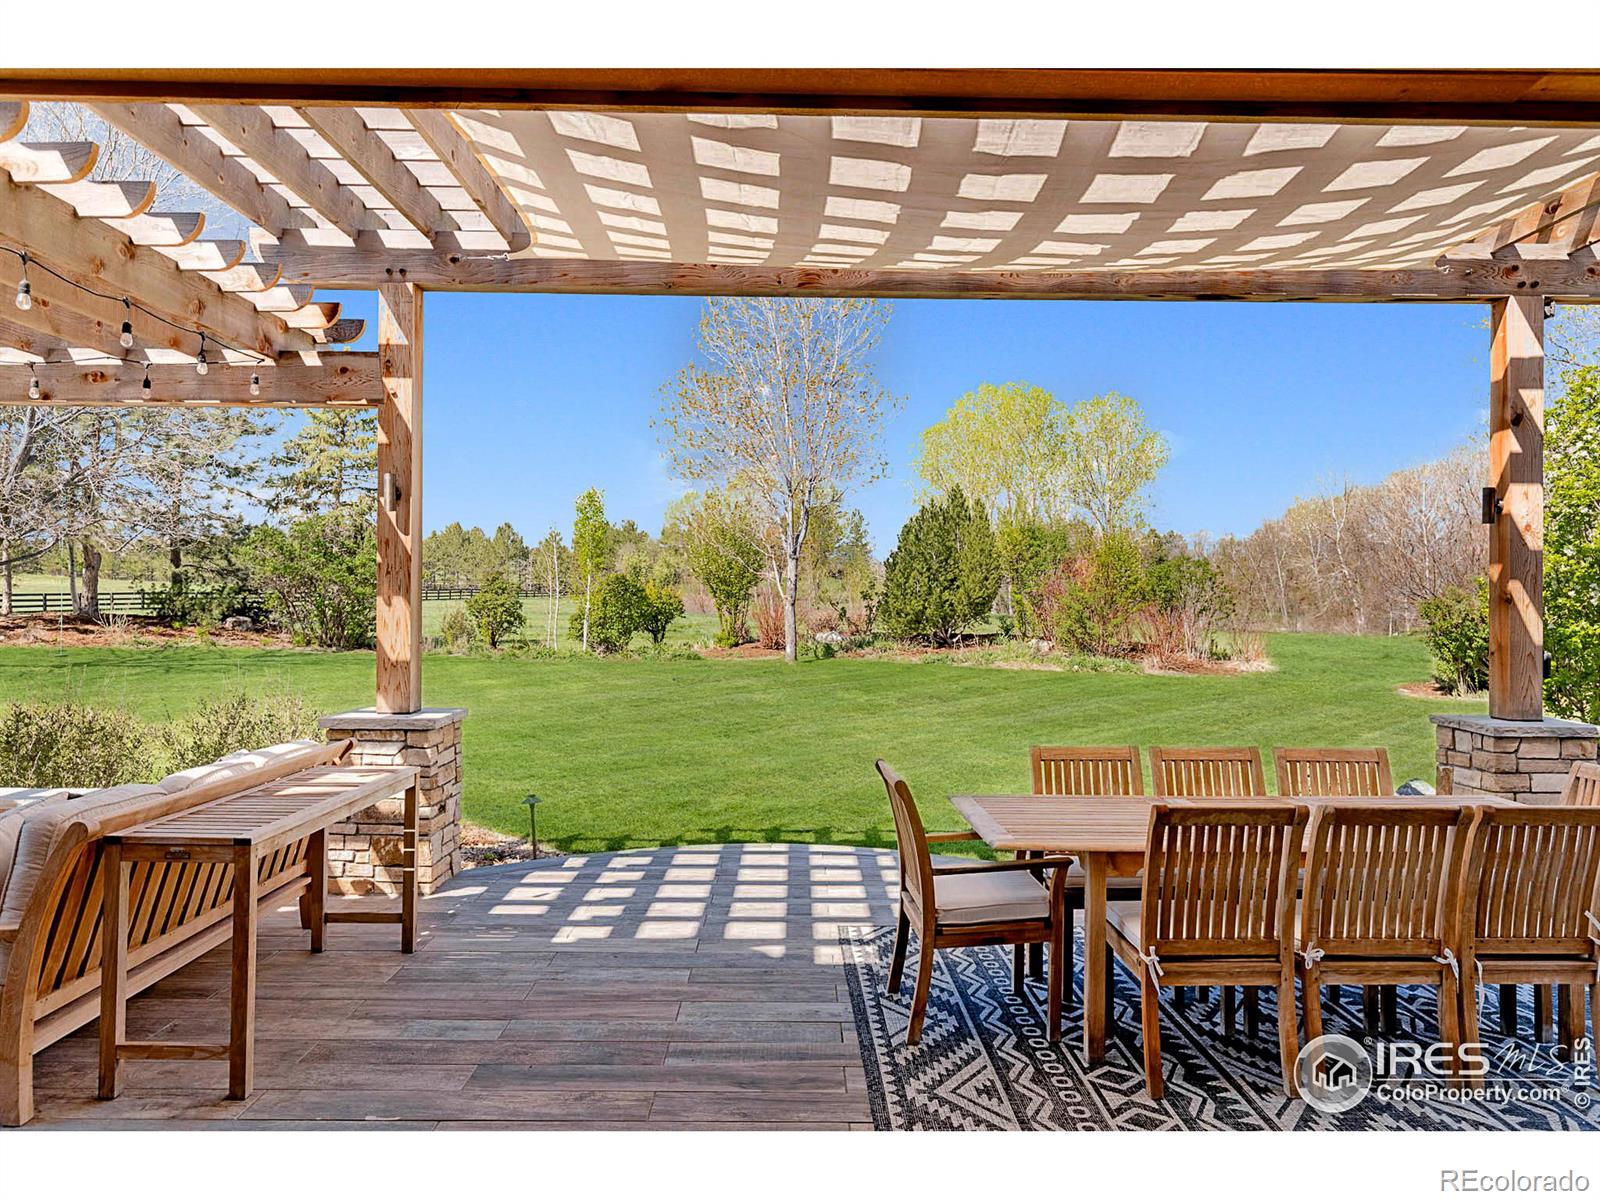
<box><xmin>194</xmin><ymin>334</ymin><xmax>209</xmax><ymax>376</ymax></box>
<box><xmin>119</xmin><ymin>299</ymin><xmax>134</xmax><ymax>348</ymax></box>
<box><xmin>140</xmin><ymin>369</ymin><xmax>152</xmax><ymax>401</ymax></box>
<box><xmin>249</xmin><ymin>372</ymin><xmax>261</xmax><ymax>397</ymax></box>
<box><xmin>28</xmin><ymin>371</ymin><xmax>41</xmax><ymax>401</ymax></box>
<box><xmin>14</xmin><ymin>254</ymin><xmax>30</xmax><ymax>311</ymax></box>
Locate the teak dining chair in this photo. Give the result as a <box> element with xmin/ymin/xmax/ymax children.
<box><xmin>1274</xmin><ymin>747</ymin><xmax>1393</xmax><ymax>799</ymax></box>
<box><xmin>876</xmin><ymin>760</ymin><xmax>1074</xmax><ymax>1045</ymax></box>
<box><xmin>1276</xmin><ymin>746</ymin><xmax>1396</xmax><ymax>1023</ymax></box>
<box><xmin>1149</xmin><ymin>746</ymin><xmax>1267</xmax><ymax>799</ymax></box>
<box><xmin>1298</xmin><ymin>805</ymin><xmax>1474</xmax><ymax>1075</ymax></box>
<box><xmin>1104</xmin><ymin>803</ymin><xmax>1307</xmax><ymax>1101</ymax></box>
<box><xmin>1147</xmin><ymin>746</ymin><xmax>1269</xmax><ymax>1028</ymax></box>
<box><xmin>1458</xmin><ymin>805</ymin><xmax>1600</xmax><ymax>1075</ymax></box>
<box><xmin>1027</xmin><ymin>746</ymin><xmax>1146</xmax><ymax>991</ymax></box>
<box><xmin>1563</xmin><ymin>762</ymin><xmax>1600</xmax><ymax>808</ymax></box>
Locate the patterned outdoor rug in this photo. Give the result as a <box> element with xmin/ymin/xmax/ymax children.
<box><xmin>840</xmin><ymin>925</ymin><xmax>1599</xmax><ymax>1131</ymax></box>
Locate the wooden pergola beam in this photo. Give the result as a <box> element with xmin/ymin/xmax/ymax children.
<box><xmin>190</xmin><ymin>105</ymin><xmax>376</xmax><ymax>240</ymax></box>
<box><xmin>0</xmin><ymin>255</ymin><xmax>142</xmax><ymax>359</ymax></box>
<box><xmin>0</xmin><ymin>355</ymin><xmax>383</xmax><ymax>407</ymax></box>
<box><xmin>298</xmin><ymin>108</ymin><xmax>448</xmax><ymax>238</ymax></box>
<box><xmin>407</xmin><ymin>110</ymin><xmax>531</xmax><ymax>251</ymax></box>
<box><xmin>257</xmin><ymin>234</ymin><xmax>1600</xmax><ymax>301</ymax></box>
<box><xmin>0</xmin><ymin>314</ymin><xmax>68</xmax><ymax>359</ymax></box>
<box><xmin>0</xmin><ymin>141</ymin><xmax>98</xmax><ymax>184</ymax></box>
<box><xmin>0</xmin><ymin>172</ymin><xmax>311</xmax><ymax>357</ymax></box>
<box><xmin>1487</xmin><ymin>296</ymin><xmax>1546</xmax><ymax>722</ymax></box>
<box><xmin>11</xmin><ymin>69</ymin><xmax>1600</xmax><ymax>126</ymax></box>
<box><xmin>1449</xmin><ymin>170</ymin><xmax>1600</xmax><ymax>259</ymax></box>
<box><xmin>376</xmin><ymin>283</ymin><xmax>423</xmax><ymax>714</ymax></box>
<box><xmin>89</xmin><ymin>102</ymin><xmax>309</xmax><ymax>237</ymax></box>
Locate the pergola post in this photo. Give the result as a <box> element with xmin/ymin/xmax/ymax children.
<box><xmin>1487</xmin><ymin>295</ymin><xmax>1545</xmax><ymax>722</ymax></box>
<box><xmin>376</xmin><ymin>282</ymin><xmax>424</xmax><ymax>714</ymax></box>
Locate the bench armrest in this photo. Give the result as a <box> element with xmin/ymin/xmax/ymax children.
<box><xmin>926</xmin><ymin>830</ymin><xmax>980</xmax><ymax>844</ymax></box>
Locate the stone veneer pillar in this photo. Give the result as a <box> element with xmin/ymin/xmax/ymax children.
<box><xmin>317</xmin><ymin>707</ymin><xmax>467</xmax><ymax>896</ymax></box>
<box><xmin>1431</xmin><ymin>713</ymin><xmax>1598</xmax><ymax>802</ymax></box>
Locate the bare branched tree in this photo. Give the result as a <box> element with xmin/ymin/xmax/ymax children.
<box><xmin>658</xmin><ymin>298</ymin><xmax>900</xmax><ymax>662</ymax></box>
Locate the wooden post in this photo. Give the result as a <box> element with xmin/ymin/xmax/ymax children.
<box><xmin>1488</xmin><ymin>296</ymin><xmax>1545</xmax><ymax>721</ymax></box>
<box><xmin>376</xmin><ymin>283</ymin><xmax>424</xmax><ymax>714</ymax></box>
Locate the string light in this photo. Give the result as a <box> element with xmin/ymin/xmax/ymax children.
<box><xmin>1</xmin><ymin>246</ymin><xmax>268</xmax><ymax>368</ymax></box>
<box><xmin>140</xmin><ymin>368</ymin><xmax>152</xmax><ymax>401</ymax></box>
<box><xmin>194</xmin><ymin>334</ymin><xmax>208</xmax><ymax>376</ymax></box>
<box><xmin>249</xmin><ymin>372</ymin><xmax>261</xmax><ymax>397</ymax></box>
<box><xmin>27</xmin><ymin>370</ymin><xmax>40</xmax><ymax>401</ymax></box>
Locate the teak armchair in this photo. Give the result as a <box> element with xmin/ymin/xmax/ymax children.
<box><xmin>876</xmin><ymin>760</ymin><xmax>1073</xmax><ymax>1045</ymax></box>
<box><xmin>1027</xmin><ymin>746</ymin><xmax>1145</xmax><ymax>992</ymax></box>
<box><xmin>1104</xmin><ymin>803</ymin><xmax>1307</xmax><ymax>1101</ymax></box>
<box><xmin>1298</xmin><ymin>805</ymin><xmax>1474</xmax><ymax>1075</ymax></box>
<box><xmin>1563</xmin><ymin>762</ymin><xmax>1600</xmax><ymax>808</ymax></box>
<box><xmin>1458</xmin><ymin>805</ymin><xmax>1600</xmax><ymax>1074</ymax></box>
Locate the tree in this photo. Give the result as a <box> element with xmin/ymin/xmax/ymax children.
<box><xmin>242</xmin><ymin>511</ymin><xmax>377</xmax><ymax>649</ymax></box>
<box><xmin>466</xmin><ymin>569</ymin><xmax>525</xmax><ymax>649</ymax></box>
<box><xmin>639</xmin><ymin>580</ymin><xmax>685</xmax><ymax>645</ymax></box>
<box><xmin>1419</xmin><ymin>581</ymin><xmax>1490</xmax><ymax>696</ymax></box>
<box><xmin>659</xmin><ymin>297</ymin><xmax>899</xmax><ymax>662</ymax></box>
<box><xmin>665</xmin><ymin>489</ymin><xmax>765</xmax><ymax>647</ymax></box>
<box><xmin>572</xmin><ymin>488</ymin><xmax>612</xmax><ymax>652</ymax></box>
<box><xmin>1061</xmin><ymin>392</ymin><xmax>1169</xmax><ymax>535</ymax></box>
<box><xmin>532</xmin><ymin>527</ymin><xmax>573</xmax><ymax>647</ymax></box>
<box><xmin>267</xmin><ymin>410</ymin><xmax>377</xmax><ymax>518</ymax></box>
<box><xmin>877</xmin><ymin>487</ymin><xmax>1000</xmax><ymax>646</ymax></box>
<box><xmin>916</xmin><ymin>382</ymin><xmax>1073</xmax><ymax>520</ymax></box>
<box><xmin>1546</xmin><ymin>366</ymin><xmax>1600</xmax><ymax>722</ymax></box>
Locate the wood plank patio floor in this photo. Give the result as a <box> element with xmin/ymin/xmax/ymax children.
<box><xmin>24</xmin><ymin>843</ymin><xmax>900</xmax><ymax>1131</ymax></box>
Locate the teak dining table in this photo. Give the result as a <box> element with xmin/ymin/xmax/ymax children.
<box><xmin>947</xmin><ymin>792</ymin><xmax>1499</xmax><ymax>1062</ymax></box>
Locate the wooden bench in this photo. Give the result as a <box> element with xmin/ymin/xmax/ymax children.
<box><xmin>0</xmin><ymin>738</ymin><xmax>416</xmax><ymax>1126</ymax></box>
<box><xmin>97</xmin><ymin>763</ymin><xmax>419</xmax><ymax>1103</ymax></box>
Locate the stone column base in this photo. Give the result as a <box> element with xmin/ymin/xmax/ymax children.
<box><xmin>1431</xmin><ymin>713</ymin><xmax>1598</xmax><ymax>802</ymax></box>
<box><xmin>318</xmin><ymin>706</ymin><xmax>467</xmax><ymax>896</ymax></box>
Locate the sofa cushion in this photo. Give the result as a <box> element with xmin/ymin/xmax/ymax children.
<box><xmin>155</xmin><ymin>739</ymin><xmax>323</xmax><ymax>794</ymax></box>
<box><xmin>0</xmin><ymin>785</ymin><xmax>162</xmax><ymax>927</ymax></box>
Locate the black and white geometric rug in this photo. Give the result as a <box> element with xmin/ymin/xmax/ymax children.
<box><xmin>840</xmin><ymin>925</ymin><xmax>1599</xmax><ymax>1131</ymax></box>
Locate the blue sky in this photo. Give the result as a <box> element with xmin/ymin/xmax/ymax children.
<box><xmin>320</xmin><ymin>292</ymin><xmax>1491</xmax><ymax>554</ymax></box>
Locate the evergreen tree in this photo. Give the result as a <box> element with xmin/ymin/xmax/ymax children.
<box><xmin>877</xmin><ymin>487</ymin><xmax>1000</xmax><ymax>646</ymax></box>
<box><xmin>267</xmin><ymin>410</ymin><xmax>377</xmax><ymax>518</ymax></box>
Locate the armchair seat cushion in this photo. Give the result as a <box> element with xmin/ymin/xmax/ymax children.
<box><xmin>0</xmin><ymin>785</ymin><xmax>163</xmax><ymax>926</ymax></box>
<box><xmin>935</xmin><ymin>870</ymin><xmax>1049</xmax><ymax>926</ymax></box>
<box><xmin>155</xmin><ymin>739</ymin><xmax>322</xmax><ymax>795</ymax></box>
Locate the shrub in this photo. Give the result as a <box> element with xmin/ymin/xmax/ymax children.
<box><xmin>570</xmin><ymin>573</ymin><xmax>648</xmax><ymax>652</ymax></box>
<box><xmin>1032</xmin><ymin>532</ymin><xmax>1147</xmax><ymax>656</ymax></box>
<box><xmin>243</xmin><ymin>511</ymin><xmax>377</xmax><ymax>649</ymax></box>
<box><xmin>751</xmin><ymin>590</ymin><xmax>787</xmax><ymax>649</ymax></box>
<box><xmin>1419</xmin><ymin>581</ymin><xmax>1489</xmax><ymax>695</ymax></box>
<box><xmin>156</xmin><ymin>690</ymin><xmax>319</xmax><ymax>775</ymax></box>
<box><xmin>147</xmin><ymin>580</ymin><xmax>267</xmax><ymax>629</ymax></box>
<box><xmin>467</xmin><ymin>570</ymin><xmax>525</xmax><ymax>649</ymax></box>
<box><xmin>677</xmin><ymin>492</ymin><xmax>763</xmax><ymax>647</ymax></box>
<box><xmin>437</xmin><ymin>604</ymin><xmax>473</xmax><ymax>650</ymax></box>
<box><xmin>0</xmin><ymin>700</ymin><xmax>152</xmax><ymax>788</ymax></box>
<box><xmin>877</xmin><ymin>487</ymin><xmax>1000</xmax><ymax>645</ymax></box>
<box><xmin>638</xmin><ymin>580</ymin><xmax>685</xmax><ymax>645</ymax></box>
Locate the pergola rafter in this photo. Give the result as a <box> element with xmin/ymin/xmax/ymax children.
<box><xmin>298</xmin><ymin>107</ymin><xmax>451</xmax><ymax>238</ymax></box>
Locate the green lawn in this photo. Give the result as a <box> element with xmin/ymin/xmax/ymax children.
<box><xmin>0</xmin><ymin>633</ymin><xmax>1480</xmax><ymax>854</ymax></box>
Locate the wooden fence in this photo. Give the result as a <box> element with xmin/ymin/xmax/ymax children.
<box><xmin>3</xmin><ymin>584</ymin><xmax>550</xmax><ymax>616</ymax></box>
